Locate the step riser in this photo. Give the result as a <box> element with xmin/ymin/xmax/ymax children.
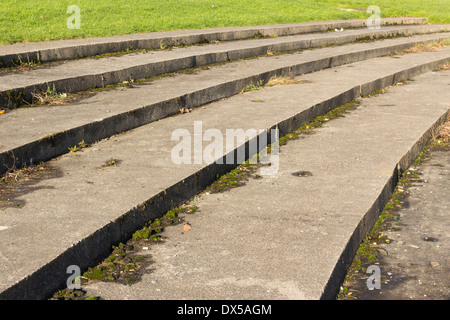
<box><xmin>0</xmin><ymin>18</ymin><xmax>428</xmax><ymax>68</ymax></box>
<box><xmin>1</xmin><ymin>57</ymin><xmax>447</xmax><ymax>300</ymax></box>
<box><xmin>2</xmin><ymin>26</ymin><xmax>449</xmax><ymax>108</ymax></box>
<box><xmin>1</xmin><ymin>39</ymin><xmax>449</xmax><ymax>176</ymax></box>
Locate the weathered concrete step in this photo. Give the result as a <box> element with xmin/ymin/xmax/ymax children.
<box><xmin>0</xmin><ymin>17</ymin><xmax>428</xmax><ymax>68</ymax></box>
<box><xmin>80</xmin><ymin>69</ymin><xmax>449</xmax><ymax>301</ymax></box>
<box><xmin>1</xmin><ymin>24</ymin><xmax>449</xmax><ymax>108</ymax></box>
<box><xmin>1</xmin><ymin>34</ymin><xmax>449</xmax><ymax>177</ymax></box>
<box><xmin>0</xmin><ymin>49</ymin><xmax>448</xmax><ymax>300</ymax></box>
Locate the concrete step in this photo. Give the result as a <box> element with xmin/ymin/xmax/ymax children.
<box><xmin>80</xmin><ymin>68</ymin><xmax>449</xmax><ymax>301</ymax></box>
<box><xmin>0</xmin><ymin>17</ymin><xmax>428</xmax><ymax>68</ymax></box>
<box><xmin>1</xmin><ymin>24</ymin><xmax>449</xmax><ymax>108</ymax></box>
<box><xmin>0</xmin><ymin>47</ymin><xmax>448</xmax><ymax>299</ymax></box>
<box><xmin>1</xmin><ymin>33</ymin><xmax>449</xmax><ymax>176</ymax></box>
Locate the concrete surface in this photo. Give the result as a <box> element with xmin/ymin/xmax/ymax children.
<box><xmin>344</xmin><ymin>149</ymin><xmax>449</xmax><ymax>300</ymax></box>
<box><xmin>0</xmin><ymin>18</ymin><xmax>428</xmax><ymax>67</ymax></box>
<box><xmin>0</xmin><ymin>50</ymin><xmax>448</xmax><ymax>299</ymax></box>
<box><xmin>76</xmin><ymin>69</ymin><xmax>449</xmax><ymax>300</ymax></box>
<box><xmin>1</xmin><ymin>24</ymin><xmax>449</xmax><ymax>107</ymax></box>
<box><xmin>1</xmin><ymin>33</ymin><xmax>450</xmax><ymax>176</ymax></box>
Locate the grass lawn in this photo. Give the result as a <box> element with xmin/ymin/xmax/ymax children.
<box><xmin>1</xmin><ymin>0</ymin><xmax>449</xmax><ymax>44</ymax></box>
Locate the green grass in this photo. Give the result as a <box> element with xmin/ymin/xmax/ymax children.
<box><xmin>1</xmin><ymin>0</ymin><xmax>449</xmax><ymax>45</ymax></box>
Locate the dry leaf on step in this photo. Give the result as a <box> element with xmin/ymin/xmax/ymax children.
<box><xmin>183</xmin><ymin>222</ymin><xmax>192</xmax><ymax>232</ymax></box>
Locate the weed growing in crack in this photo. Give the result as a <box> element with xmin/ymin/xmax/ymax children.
<box><xmin>241</xmin><ymin>79</ymin><xmax>264</xmax><ymax>93</ymax></box>
<box><xmin>50</xmin><ymin>203</ymin><xmax>200</xmax><ymax>299</ymax></box>
<box><xmin>68</xmin><ymin>140</ymin><xmax>88</xmax><ymax>153</ymax></box>
<box><xmin>31</xmin><ymin>84</ymin><xmax>68</xmax><ymax>105</ymax></box>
